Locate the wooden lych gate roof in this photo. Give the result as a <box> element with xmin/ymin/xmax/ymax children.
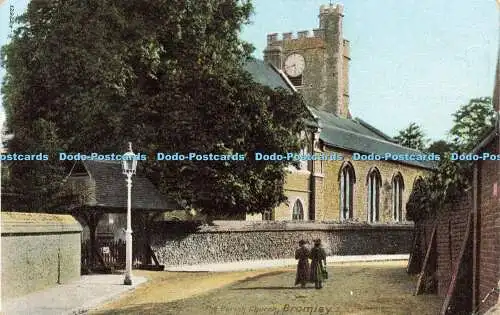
<box><xmin>67</xmin><ymin>160</ymin><xmax>180</xmax><ymax>212</ymax></box>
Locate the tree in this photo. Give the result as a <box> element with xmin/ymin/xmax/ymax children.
<box><xmin>406</xmin><ymin>97</ymin><xmax>495</xmax><ymax>222</ymax></box>
<box><xmin>1</xmin><ymin>0</ymin><xmax>309</xmax><ymax>216</ymax></box>
<box><xmin>394</xmin><ymin>122</ymin><xmax>428</xmax><ymax>151</ymax></box>
<box><xmin>449</xmin><ymin>97</ymin><xmax>495</xmax><ymax>153</ymax></box>
<box><xmin>427</xmin><ymin>140</ymin><xmax>453</xmax><ymax>157</ymax></box>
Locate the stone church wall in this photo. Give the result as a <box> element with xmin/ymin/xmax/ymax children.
<box><xmin>150</xmin><ymin>221</ymin><xmax>413</xmax><ymax>266</ymax></box>
<box><xmin>318</xmin><ymin>148</ymin><xmax>429</xmax><ymax>222</ymax></box>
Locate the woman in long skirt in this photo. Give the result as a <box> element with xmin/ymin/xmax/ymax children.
<box><xmin>309</xmin><ymin>239</ymin><xmax>327</xmax><ymax>289</ymax></box>
<box><xmin>294</xmin><ymin>240</ymin><xmax>310</xmax><ymax>288</ymax></box>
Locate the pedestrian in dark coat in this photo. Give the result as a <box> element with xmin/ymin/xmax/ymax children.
<box><xmin>309</xmin><ymin>239</ymin><xmax>327</xmax><ymax>289</ymax></box>
<box><xmin>294</xmin><ymin>240</ymin><xmax>310</xmax><ymax>288</ymax></box>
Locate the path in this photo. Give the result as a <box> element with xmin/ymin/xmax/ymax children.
<box><xmin>1</xmin><ymin>275</ymin><xmax>147</xmax><ymax>315</ymax></box>
<box><xmin>164</xmin><ymin>254</ymin><xmax>409</xmax><ymax>272</ymax></box>
<box><xmin>92</xmin><ymin>261</ymin><xmax>443</xmax><ymax>315</ymax></box>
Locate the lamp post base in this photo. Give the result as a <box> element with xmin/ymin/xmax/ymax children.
<box><xmin>123</xmin><ymin>276</ymin><xmax>132</xmax><ymax>285</ymax></box>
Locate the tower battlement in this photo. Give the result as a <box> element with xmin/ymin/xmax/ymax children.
<box><xmin>263</xmin><ymin>3</ymin><xmax>350</xmax><ymax>118</ymax></box>
<box><xmin>319</xmin><ymin>3</ymin><xmax>343</xmax><ymax>15</ymax></box>
<box><xmin>266</xmin><ymin>29</ymin><xmax>326</xmax><ymax>45</ymax></box>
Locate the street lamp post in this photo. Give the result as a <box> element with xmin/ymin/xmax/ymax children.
<box><xmin>122</xmin><ymin>142</ymin><xmax>137</xmax><ymax>285</ymax></box>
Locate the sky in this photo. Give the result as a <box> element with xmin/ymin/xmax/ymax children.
<box><xmin>0</xmin><ymin>0</ymin><xmax>498</xmax><ymax>142</ymax></box>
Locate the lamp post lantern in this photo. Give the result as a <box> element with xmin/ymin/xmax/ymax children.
<box><xmin>122</xmin><ymin>142</ymin><xmax>137</xmax><ymax>285</ymax></box>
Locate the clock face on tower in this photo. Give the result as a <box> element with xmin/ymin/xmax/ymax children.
<box><xmin>284</xmin><ymin>53</ymin><xmax>305</xmax><ymax>77</ymax></box>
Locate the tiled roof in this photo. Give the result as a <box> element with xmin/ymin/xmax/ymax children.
<box><xmin>310</xmin><ymin>108</ymin><xmax>438</xmax><ymax>170</ymax></box>
<box><xmin>244</xmin><ymin>59</ymin><xmax>293</xmax><ymax>91</ymax></box>
<box><xmin>244</xmin><ymin>59</ymin><xmax>318</xmax><ymax>127</ymax></box>
<box><xmin>80</xmin><ymin>160</ymin><xmax>179</xmax><ymax>211</ymax></box>
<box><xmin>244</xmin><ymin>59</ymin><xmax>436</xmax><ymax>170</ymax></box>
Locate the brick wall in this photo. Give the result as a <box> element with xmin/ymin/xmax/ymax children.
<box><xmin>411</xmin><ymin>193</ymin><xmax>472</xmax><ymax>313</ymax></box>
<box><xmin>413</xmin><ymin>140</ymin><xmax>499</xmax><ymax>313</ymax></box>
<box><xmin>435</xmin><ymin>194</ymin><xmax>471</xmax><ymax>297</ymax></box>
<box><xmin>476</xmin><ymin>140</ymin><xmax>499</xmax><ymax>313</ymax></box>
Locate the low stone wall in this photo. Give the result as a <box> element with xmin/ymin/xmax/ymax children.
<box><xmin>1</xmin><ymin>212</ymin><xmax>82</xmax><ymax>300</ymax></box>
<box><xmin>151</xmin><ymin>221</ymin><xmax>414</xmax><ymax>266</ymax></box>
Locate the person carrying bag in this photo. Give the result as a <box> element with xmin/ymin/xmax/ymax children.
<box><xmin>309</xmin><ymin>239</ymin><xmax>327</xmax><ymax>289</ymax></box>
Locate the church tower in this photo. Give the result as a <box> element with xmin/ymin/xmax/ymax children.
<box><xmin>263</xmin><ymin>3</ymin><xmax>351</xmax><ymax>118</ymax></box>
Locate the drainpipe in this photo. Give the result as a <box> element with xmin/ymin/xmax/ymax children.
<box><xmin>308</xmin><ymin>129</ymin><xmax>314</xmax><ymax>221</ymax></box>
<box><xmin>309</xmin><ymin>127</ymin><xmax>322</xmax><ymax>221</ymax></box>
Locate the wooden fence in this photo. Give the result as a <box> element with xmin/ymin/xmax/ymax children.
<box><xmin>81</xmin><ymin>239</ymin><xmax>126</xmax><ymax>272</ymax></box>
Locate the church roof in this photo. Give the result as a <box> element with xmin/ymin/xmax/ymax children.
<box><xmin>309</xmin><ymin>108</ymin><xmax>437</xmax><ymax>170</ymax></box>
<box><xmin>244</xmin><ymin>59</ymin><xmax>293</xmax><ymax>91</ymax></box>
<box><xmin>244</xmin><ymin>58</ymin><xmax>319</xmax><ymax>127</ymax></box>
<box><xmin>244</xmin><ymin>59</ymin><xmax>437</xmax><ymax>170</ymax></box>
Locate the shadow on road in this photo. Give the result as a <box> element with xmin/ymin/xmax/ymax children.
<box><xmin>230</xmin><ymin>270</ymin><xmax>289</xmax><ymax>284</ymax></box>
<box><xmin>231</xmin><ymin>286</ymin><xmax>312</xmax><ymax>290</ymax></box>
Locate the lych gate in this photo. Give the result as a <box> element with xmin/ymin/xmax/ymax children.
<box><xmin>62</xmin><ymin>160</ymin><xmax>180</xmax><ymax>273</ymax></box>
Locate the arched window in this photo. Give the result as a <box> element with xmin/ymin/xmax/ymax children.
<box><xmin>339</xmin><ymin>162</ymin><xmax>356</xmax><ymax>220</ymax></box>
<box><xmin>292</xmin><ymin>199</ymin><xmax>304</xmax><ymax>220</ymax></box>
<box><xmin>392</xmin><ymin>173</ymin><xmax>405</xmax><ymax>222</ymax></box>
<box><xmin>367</xmin><ymin>168</ymin><xmax>381</xmax><ymax>223</ymax></box>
